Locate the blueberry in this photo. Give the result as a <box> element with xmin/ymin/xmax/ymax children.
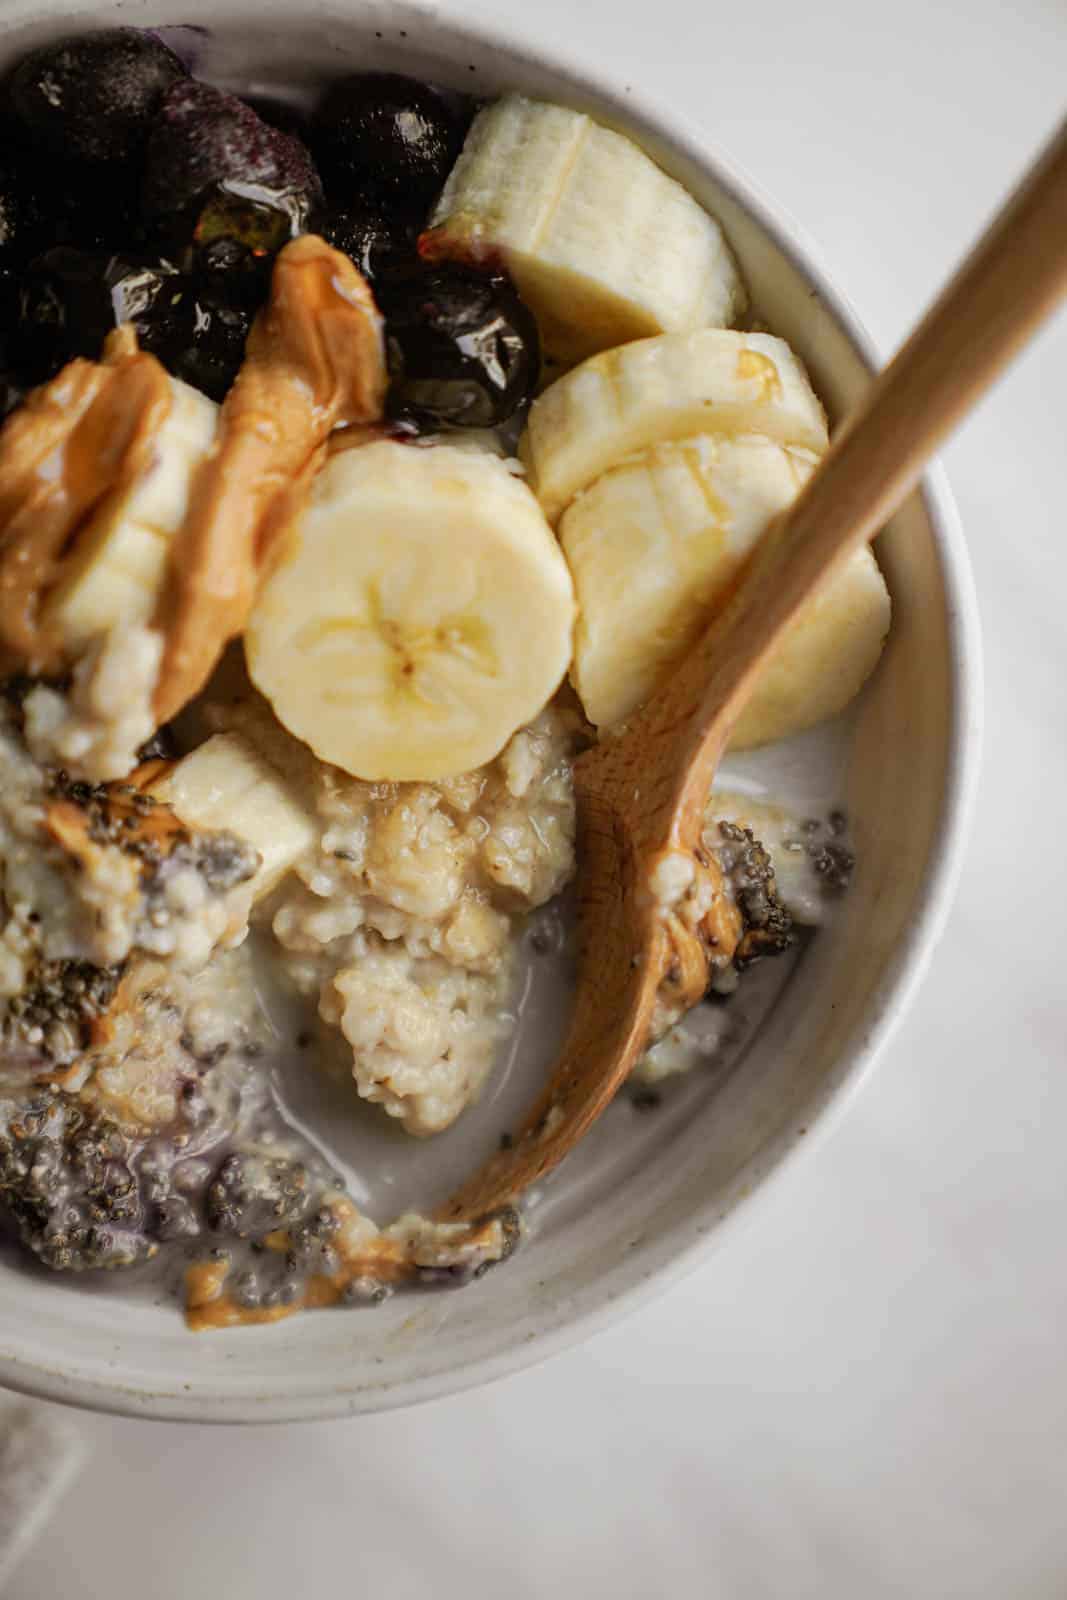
<box><xmin>167</xmin><ymin>281</ymin><xmax>252</xmax><ymax>401</ymax></box>
<box><xmin>0</xmin><ymin>161</ymin><xmax>40</xmax><ymax>268</ymax></box>
<box><xmin>13</xmin><ymin>248</ymin><xmax>188</xmax><ymax>382</ymax></box>
<box><xmin>6</xmin><ymin>28</ymin><xmax>185</xmax><ymax>166</ymax></box>
<box><xmin>143</xmin><ymin>80</ymin><xmax>324</xmax><ymax>274</ymax></box>
<box><xmin>0</xmin><ymin>265</ymin><xmax>20</xmax><ymax>339</ymax></box>
<box><xmin>242</xmin><ymin>95</ymin><xmax>313</xmax><ymax>144</ymax></box>
<box><xmin>323</xmin><ymin>204</ymin><xmax>417</xmax><ymax>281</ymax></box>
<box><xmin>0</xmin><ymin>138</ymin><xmax>146</xmax><ymax>264</ymax></box>
<box><xmin>378</xmin><ymin>264</ymin><xmax>541</xmax><ymax>429</ymax></box>
<box><xmin>9</xmin><ymin>247</ymin><xmax>249</xmax><ymax>401</ymax></box>
<box><xmin>312</xmin><ymin>73</ymin><xmax>461</xmax><ymax>216</ymax></box>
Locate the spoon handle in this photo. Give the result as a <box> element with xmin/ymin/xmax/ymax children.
<box><xmin>629</xmin><ymin>116</ymin><xmax>1067</xmax><ymax>838</ymax></box>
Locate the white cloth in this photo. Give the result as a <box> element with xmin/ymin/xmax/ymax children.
<box><xmin>0</xmin><ymin>1401</ymin><xmax>85</xmax><ymax>1591</ymax></box>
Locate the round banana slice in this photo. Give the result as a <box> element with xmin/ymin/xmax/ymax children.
<box><xmin>521</xmin><ymin>329</ymin><xmax>829</xmax><ymax>524</ymax></box>
<box><xmin>560</xmin><ymin>433</ymin><xmax>889</xmax><ymax>748</ymax></box>
<box><xmin>426</xmin><ymin>95</ymin><xmax>746</xmax><ymax>365</ymax></box>
<box><xmin>245</xmin><ymin>441</ymin><xmax>576</xmax><ymax>782</ymax></box>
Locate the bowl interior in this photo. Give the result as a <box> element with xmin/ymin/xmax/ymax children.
<box><xmin>0</xmin><ymin>0</ymin><xmax>977</xmax><ymax>1421</ymax></box>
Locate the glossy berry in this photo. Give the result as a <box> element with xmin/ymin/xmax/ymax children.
<box><xmin>12</xmin><ymin>247</ymin><xmax>252</xmax><ymax>400</ymax></box>
<box><xmin>6</xmin><ymin>28</ymin><xmax>185</xmax><ymax>165</ymax></box>
<box><xmin>0</xmin><ymin>178</ymin><xmax>17</xmax><ymax>257</ymax></box>
<box><xmin>0</xmin><ymin>131</ymin><xmax>147</xmax><ymax>263</ymax></box>
<box><xmin>36</xmin><ymin>169</ymin><xmax>145</xmax><ymax>258</ymax></box>
<box><xmin>0</xmin><ymin>164</ymin><xmax>42</xmax><ymax>268</ymax></box>
<box><xmin>14</xmin><ymin>249</ymin><xmax>185</xmax><ymax>379</ymax></box>
<box><xmin>323</xmin><ymin>204</ymin><xmax>416</xmax><ymax>281</ymax></box>
<box><xmin>378</xmin><ymin>264</ymin><xmax>540</xmax><ymax>429</ymax></box>
<box><xmin>143</xmin><ymin>80</ymin><xmax>324</xmax><ymax>273</ymax></box>
<box><xmin>242</xmin><ymin>95</ymin><xmax>313</xmax><ymax>144</ymax></box>
<box><xmin>0</xmin><ymin>265</ymin><xmax>19</xmax><ymax>341</ymax></box>
<box><xmin>167</xmin><ymin>284</ymin><xmax>252</xmax><ymax>400</ymax></box>
<box><xmin>312</xmin><ymin>73</ymin><xmax>461</xmax><ymax>216</ymax></box>
<box><xmin>0</xmin><ymin>267</ymin><xmax>24</xmax><ymax>419</ymax></box>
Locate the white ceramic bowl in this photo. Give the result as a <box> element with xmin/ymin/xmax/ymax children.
<box><xmin>0</xmin><ymin>0</ymin><xmax>980</xmax><ymax>1422</ymax></box>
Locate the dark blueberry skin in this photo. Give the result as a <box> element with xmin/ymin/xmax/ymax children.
<box><xmin>0</xmin><ymin>259</ymin><xmax>19</xmax><ymax>321</ymax></box>
<box><xmin>312</xmin><ymin>73</ymin><xmax>462</xmax><ymax>216</ymax></box>
<box><xmin>167</xmin><ymin>283</ymin><xmax>252</xmax><ymax>401</ymax></box>
<box><xmin>11</xmin><ymin>248</ymin><xmax>250</xmax><ymax>400</ymax></box>
<box><xmin>378</xmin><ymin>264</ymin><xmax>541</xmax><ymax>429</ymax></box>
<box><xmin>13</xmin><ymin>248</ymin><xmax>185</xmax><ymax>381</ymax></box>
<box><xmin>143</xmin><ymin>79</ymin><xmax>324</xmax><ymax>275</ymax></box>
<box><xmin>242</xmin><ymin>94</ymin><xmax>313</xmax><ymax>144</ymax></box>
<box><xmin>0</xmin><ymin>266</ymin><xmax>23</xmax><ymax>419</ymax></box>
<box><xmin>0</xmin><ymin>134</ymin><xmax>149</xmax><ymax>265</ymax></box>
<box><xmin>0</xmin><ymin>162</ymin><xmax>39</xmax><ymax>268</ymax></box>
<box><xmin>322</xmin><ymin>204</ymin><xmax>417</xmax><ymax>282</ymax></box>
<box><xmin>0</xmin><ymin>265</ymin><xmax>24</xmax><ymax>410</ymax></box>
<box><xmin>6</xmin><ymin>28</ymin><xmax>185</xmax><ymax>166</ymax></box>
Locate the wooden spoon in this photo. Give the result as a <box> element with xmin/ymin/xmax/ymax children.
<box><xmin>440</xmin><ymin>118</ymin><xmax>1067</xmax><ymax>1223</ymax></box>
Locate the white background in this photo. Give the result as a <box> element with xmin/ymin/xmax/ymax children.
<box><xmin>9</xmin><ymin>1</ymin><xmax>1067</xmax><ymax>1595</ymax></box>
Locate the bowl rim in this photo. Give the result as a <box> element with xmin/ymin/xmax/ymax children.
<box><xmin>0</xmin><ymin>1</ymin><xmax>983</xmax><ymax>1423</ymax></box>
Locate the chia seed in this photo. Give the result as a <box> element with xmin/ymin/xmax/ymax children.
<box><xmin>342</xmin><ymin>1277</ymin><xmax>392</xmax><ymax>1306</ymax></box>
<box><xmin>715</xmin><ymin>821</ymin><xmax>794</xmax><ymax>969</ymax></box>
<box><xmin>3</xmin><ymin>958</ymin><xmax>123</xmax><ymax>1059</ymax></box>
<box><xmin>0</xmin><ymin>1093</ymin><xmax>158</xmax><ymax>1271</ymax></box>
<box><xmin>807</xmin><ymin>839</ymin><xmax>855</xmax><ymax>894</ymax></box>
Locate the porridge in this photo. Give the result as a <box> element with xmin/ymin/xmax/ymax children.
<box><xmin>0</xmin><ymin>27</ymin><xmax>884</xmax><ymax>1327</ymax></box>
<box><xmin>201</xmin><ymin>682</ymin><xmax>583</xmax><ymax>1135</ymax></box>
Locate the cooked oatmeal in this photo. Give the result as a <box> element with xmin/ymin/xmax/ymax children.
<box><xmin>213</xmin><ymin>690</ymin><xmax>584</xmax><ymax>1134</ymax></box>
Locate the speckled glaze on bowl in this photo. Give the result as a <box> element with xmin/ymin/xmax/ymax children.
<box><xmin>0</xmin><ymin>0</ymin><xmax>981</xmax><ymax>1423</ymax></box>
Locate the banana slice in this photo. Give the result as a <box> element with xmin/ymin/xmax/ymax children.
<box><xmin>425</xmin><ymin>95</ymin><xmax>746</xmax><ymax>365</ymax></box>
<box><xmin>41</xmin><ymin>376</ymin><xmax>218</xmax><ymax>653</ymax></box>
<box><xmin>245</xmin><ymin>440</ymin><xmax>576</xmax><ymax>782</ymax></box>
<box><xmin>563</xmin><ymin>435</ymin><xmax>812</xmax><ymax>729</ymax></box>
<box><xmin>561</xmin><ymin>432</ymin><xmax>889</xmax><ymax>746</ymax></box>
<box><xmin>521</xmin><ymin>329</ymin><xmax>829</xmax><ymax>524</ymax></box>
<box><xmin>729</xmin><ymin>544</ymin><xmax>890</xmax><ymax>748</ymax></box>
<box><xmin>150</xmin><ymin>732</ymin><xmax>316</xmax><ymax>900</ymax></box>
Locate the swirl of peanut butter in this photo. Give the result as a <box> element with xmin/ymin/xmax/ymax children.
<box><xmin>153</xmin><ymin>235</ymin><xmax>387</xmax><ymax>723</ymax></box>
<box><xmin>0</xmin><ymin>327</ymin><xmax>172</xmax><ymax>677</ymax></box>
<box><xmin>0</xmin><ymin>238</ymin><xmax>385</xmax><ymax>726</ymax></box>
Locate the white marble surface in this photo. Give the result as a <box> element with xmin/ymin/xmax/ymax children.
<box><xmin>7</xmin><ymin>1</ymin><xmax>1067</xmax><ymax>1595</ymax></box>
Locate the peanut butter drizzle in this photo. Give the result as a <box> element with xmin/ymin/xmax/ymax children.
<box><xmin>184</xmin><ymin>1201</ymin><xmax>504</xmax><ymax>1332</ymax></box>
<box><xmin>0</xmin><ymin>328</ymin><xmax>173</xmax><ymax>676</ymax></box>
<box><xmin>185</xmin><ymin>1245</ymin><xmax>414</xmax><ymax>1332</ymax></box>
<box><xmin>154</xmin><ymin>235</ymin><xmax>387</xmax><ymax>724</ymax></box>
<box><xmin>649</xmin><ymin>847</ymin><xmax>743</xmax><ymax>1032</ymax></box>
<box><xmin>42</xmin><ymin>758</ymin><xmax>186</xmax><ymax>873</ymax></box>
